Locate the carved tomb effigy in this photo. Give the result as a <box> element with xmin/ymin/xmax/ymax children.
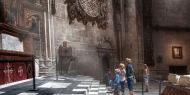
<box><xmin>178</xmin><ymin>75</ymin><xmax>190</xmax><ymax>86</ymax></box>
<box><xmin>168</xmin><ymin>73</ymin><xmax>180</xmax><ymax>84</ymax></box>
<box><xmin>0</xmin><ymin>0</ymin><xmax>44</xmax><ymax>85</ymax></box>
<box><xmin>0</xmin><ymin>24</ymin><xmax>34</xmax><ymax>85</ymax></box>
<box><xmin>162</xmin><ymin>73</ymin><xmax>190</xmax><ymax>95</ymax></box>
<box><xmin>168</xmin><ymin>73</ymin><xmax>190</xmax><ymax>86</ymax></box>
<box><xmin>0</xmin><ymin>50</ymin><xmax>34</xmax><ymax>84</ymax></box>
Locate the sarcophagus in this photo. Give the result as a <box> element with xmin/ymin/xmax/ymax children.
<box><xmin>168</xmin><ymin>73</ymin><xmax>180</xmax><ymax>84</ymax></box>
<box><xmin>178</xmin><ymin>75</ymin><xmax>190</xmax><ymax>86</ymax></box>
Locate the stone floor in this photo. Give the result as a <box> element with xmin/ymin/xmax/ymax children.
<box><xmin>0</xmin><ymin>75</ymin><xmax>165</xmax><ymax>95</ymax></box>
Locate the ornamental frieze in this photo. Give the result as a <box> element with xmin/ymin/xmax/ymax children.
<box><xmin>64</xmin><ymin>0</ymin><xmax>108</xmax><ymax>29</ymax></box>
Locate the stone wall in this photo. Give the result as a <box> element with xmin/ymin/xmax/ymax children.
<box><xmin>150</xmin><ymin>0</ymin><xmax>190</xmax><ymax>79</ymax></box>
<box><xmin>153</xmin><ymin>30</ymin><xmax>190</xmax><ymax>75</ymax></box>
<box><xmin>152</xmin><ymin>0</ymin><xmax>190</xmax><ymax>28</ymax></box>
<box><xmin>53</xmin><ymin>0</ymin><xmax>116</xmax><ymax>79</ymax></box>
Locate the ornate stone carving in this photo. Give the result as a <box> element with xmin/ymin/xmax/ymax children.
<box><xmin>97</xmin><ymin>36</ymin><xmax>113</xmax><ymax>49</ymax></box>
<box><xmin>79</xmin><ymin>0</ymin><xmax>100</xmax><ymax>17</ymax></box>
<box><xmin>97</xmin><ymin>36</ymin><xmax>115</xmax><ymax>57</ymax></box>
<box><xmin>23</xmin><ymin>8</ymin><xmax>41</xmax><ymax>33</ymax></box>
<box><xmin>65</xmin><ymin>0</ymin><xmax>108</xmax><ymax>29</ymax></box>
<box><xmin>4</xmin><ymin>0</ymin><xmax>19</xmax><ymax>26</ymax></box>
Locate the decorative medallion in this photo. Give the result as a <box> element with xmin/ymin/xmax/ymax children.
<box><xmin>65</xmin><ymin>0</ymin><xmax>108</xmax><ymax>29</ymax></box>
<box><xmin>27</xmin><ymin>64</ymin><xmax>33</xmax><ymax>78</ymax></box>
<box><xmin>18</xmin><ymin>66</ymin><xmax>24</xmax><ymax>77</ymax></box>
<box><xmin>3</xmin><ymin>63</ymin><xmax>14</xmax><ymax>83</ymax></box>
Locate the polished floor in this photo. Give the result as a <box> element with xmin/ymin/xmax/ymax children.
<box><xmin>0</xmin><ymin>75</ymin><xmax>165</xmax><ymax>95</ymax></box>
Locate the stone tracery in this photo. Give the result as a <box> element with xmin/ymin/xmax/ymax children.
<box><xmin>65</xmin><ymin>0</ymin><xmax>108</xmax><ymax>29</ymax></box>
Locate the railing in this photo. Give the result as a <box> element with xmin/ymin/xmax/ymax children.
<box><xmin>150</xmin><ymin>69</ymin><xmax>168</xmax><ymax>80</ymax></box>
<box><xmin>141</xmin><ymin>69</ymin><xmax>168</xmax><ymax>95</ymax></box>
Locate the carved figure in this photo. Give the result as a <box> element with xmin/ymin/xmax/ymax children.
<box><xmin>58</xmin><ymin>41</ymin><xmax>73</xmax><ymax>74</ymax></box>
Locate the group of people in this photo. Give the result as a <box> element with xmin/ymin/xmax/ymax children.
<box><xmin>106</xmin><ymin>58</ymin><xmax>150</xmax><ymax>95</ymax></box>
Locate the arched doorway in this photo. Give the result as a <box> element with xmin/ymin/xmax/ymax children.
<box><xmin>102</xmin><ymin>54</ymin><xmax>111</xmax><ymax>74</ymax></box>
<box><xmin>97</xmin><ymin>36</ymin><xmax>117</xmax><ymax>82</ymax></box>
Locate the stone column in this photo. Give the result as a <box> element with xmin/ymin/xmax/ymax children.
<box><xmin>48</xmin><ymin>0</ymin><xmax>52</xmax><ymax>61</ymax></box>
<box><xmin>126</xmin><ymin>0</ymin><xmax>144</xmax><ymax>80</ymax></box>
<box><xmin>120</xmin><ymin>0</ymin><xmax>126</xmax><ymax>60</ymax></box>
<box><xmin>44</xmin><ymin>12</ymin><xmax>48</xmax><ymax>62</ymax></box>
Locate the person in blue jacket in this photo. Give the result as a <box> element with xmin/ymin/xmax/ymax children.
<box><xmin>125</xmin><ymin>58</ymin><xmax>135</xmax><ymax>95</ymax></box>
<box><xmin>113</xmin><ymin>69</ymin><xmax>121</xmax><ymax>95</ymax></box>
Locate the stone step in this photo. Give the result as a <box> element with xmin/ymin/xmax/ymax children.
<box><xmin>77</xmin><ymin>84</ymin><xmax>91</xmax><ymax>88</ymax></box>
<box><xmin>53</xmin><ymin>94</ymin><xmax>86</xmax><ymax>95</ymax></box>
<box><xmin>72</xmin><ymin>88</ymin><xmax>88</xmax><ymax>94</ymax></box>
<box><xmin>17</xmin><ymin>92</ymin><xmax>38</xmax><ymax>95</ymax></box>
<box><xmin>64</xmin><ymin>75</ymin><xmax>111</xmax><ymax>95</ymax></box>
<box><xmin>88</xmin><ymin>83</ymin><xmax>111</xmax><ymax>95</ymax></box>
<box><xmin>98</xmin><ymin>89</ymin><xmax>107</xmax><ymax>94</ymax></box>
<box><xmin>88</xmin><ymin>91</ymin><xmax>99</xmax><ymax>95</ymax></box>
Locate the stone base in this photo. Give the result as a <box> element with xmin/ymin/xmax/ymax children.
<box><xmin>162</xmin><ymin>85</ymin><xmax>190</xmax><ymax>95</ymax></box>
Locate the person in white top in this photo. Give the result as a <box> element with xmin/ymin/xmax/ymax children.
<box><xmin>119</xmin><ymin>63</ymin><xmax>126</xmax><ymax>94</ymax></box>
<box><xmin>144</xmin><ymin>64</ymin><xmax>150</xmax><ymax>92</ymax></box>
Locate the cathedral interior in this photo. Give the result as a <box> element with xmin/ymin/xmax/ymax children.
<box><xmin>0</xmin><ymin>0</ymin><xmax>190</xmax><ymax>95</ymax></box>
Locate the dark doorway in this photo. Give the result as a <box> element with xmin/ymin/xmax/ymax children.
<box><xmin>102</xmin><ymin>54</ymin><xmax>111</xmax><ymax>83</ymax></box>
<box><xmin>169</xmin><ymin>66</ymin><xmax>187</xmax><ymax>75</ymax></box>
<box><xmin>102</xmin><ymin>54</ymin><xmax>110</xmax><ymax>72</ymax></box>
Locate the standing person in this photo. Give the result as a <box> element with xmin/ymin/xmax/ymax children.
<box><xmin>144</xmin><ymin>64</ymin><xmax>150</xmax><ymax>92</ymax></box>
<box><xmin>113</xmin><ymin>69</ymin><xmax>121</xmax><ymax>95</ymax></box>
<box><xmin>125</xmin><ymin>58</ymin><xmax>135</xmax><ymax>95</ymax></box>
<box><xmin>119</xmin><ymin>63</ymin><xmax>126</xmax><ymax>95</ymax></box>
<box><xmin>104</xmin><ymin>69</ymin><xmax>113</xmax><ymax>87</ymax></box>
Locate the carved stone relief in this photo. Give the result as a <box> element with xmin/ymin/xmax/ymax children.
<box><xmin>27</xmin><ymin>0</ymin><xmax>42</xmax><ymax>5</ymax></box>
<box><xmin>23</xmin><ymin>8</ymin><xmax>41</xmax><ymax>33</ymax></box>
<box><xmin>64</xmin><ymin>0</ymin><xmax>108</xmax><ymax>29</ymax></box>
<box><xmin>4</xmin><ymin>0</ymin><xmax>19</xmax><ymax>26</ymax></box>
<box><xmin>97</xmin><ymin>36</ymin><xmax>113</xmax><ymax>49</ymax></box>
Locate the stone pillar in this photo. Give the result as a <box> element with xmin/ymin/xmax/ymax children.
<box><xmin>44</xmin><ymin>12</ymin><xmax>48</xmax><ymax>62</ymax></box>
<box><xmin>120</xmin><ymin>0</ymin><xmax>127</xmax><ymax>60</ymax></box>
<box><xmin>126</xmin><ymin>0</ymin><xmax>144</xmax><ymax>80</ymax></box>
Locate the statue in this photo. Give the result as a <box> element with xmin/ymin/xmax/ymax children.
<box><xmin>25</xmin><ymin>15</ymin><xmax>39</xmax><ymax>33</ymax></box>
<box><xmin>58</xmin><ymin>41</ymin><xmax>72</xmax><ymax>75</ymax></box>
<box><xmin>6</xmin><ymin>0</ymin><xmax>17</xmax><ymax>26</ymax></box>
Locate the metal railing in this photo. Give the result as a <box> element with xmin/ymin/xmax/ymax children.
<box><xmin>141</xmin><ymin>69</ymin><xmax>167</xmax><ymax>95</ymax></box>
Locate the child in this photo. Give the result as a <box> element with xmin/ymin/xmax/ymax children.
<box><xmin>105</xmin><ymin>69</ymin><xmax>113</xmax><ymax>87</ymax></box>
<box><xmin>113</xmin><ymin>69</ymin><xmax>121</xmax><ymax>95</ymax></box>
<box><xmin>119</xmin><ymin>63</ymin><xmax>126</xmax><ymax>94</ymax></box>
